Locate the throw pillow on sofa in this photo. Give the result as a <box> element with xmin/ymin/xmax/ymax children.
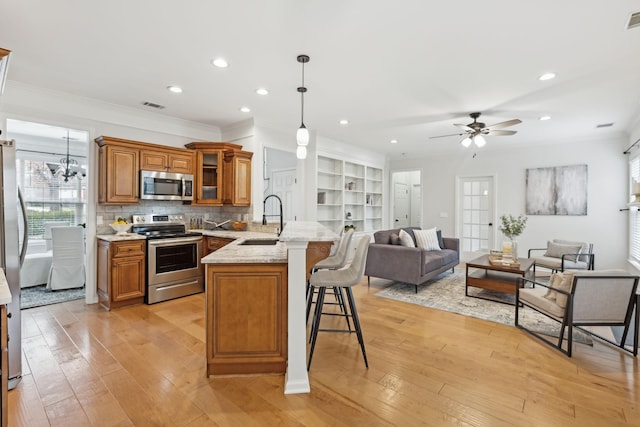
<box><xmin>390</xmin><ymin>233</ymin><xmax>401</xmax><ymax>245</ymax></box>
<box><xmin>414</xmin><ymin>227</ymin><xmax>441</xmax><ymax>251</ymax></box>
<box><xmin>399</xmin><ymin>229</ymin><xmax>415</xmax><ymax>247</ymax></box>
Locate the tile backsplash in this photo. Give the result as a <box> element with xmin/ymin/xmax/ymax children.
<box><xmin>96</xmin><ymin>200</ymin><xmax>252</xmax><ymax>234</ymax></box>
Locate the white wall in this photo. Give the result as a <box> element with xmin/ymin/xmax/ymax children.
<box><xmin>391</xmin><ymin>135</ymin><xmax>629</xmax><ymax>269</ymax></box>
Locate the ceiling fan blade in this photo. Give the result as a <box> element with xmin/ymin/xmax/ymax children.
<box><xmin>428</xmin><ymin>133</ymin><xmax>465</xmax><ymax>139</ymax></box>
<box><xmin>453</xmin><ymin>123</ymin><xmax>474</xmax><ymax>131</ymax></box>
<box><xmin>486</xmin><ymin>118</ymin><xmax>522</xmax><ymax>130</ymax></box>
<box><xmin>486</xmin><ymin>130</ymin><xmax>517</xmax><ymax>136</ymax></box>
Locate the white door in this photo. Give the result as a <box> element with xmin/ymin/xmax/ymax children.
<box><xmin>394</xmin><ymin>182</ymin><xmax>410</xmax><ymax>228</ymax></box>
<box><xmin>457</xmin><ymin>176</ymin><xmax>494</xmax><ymax>259</ymax></box>
<box><xmin>268</xmin><ymin>168</ymin><xmax>296</xmax><ymax>221</ymax></box>
<box><xmin>410</xmin><ymin>183</ymin><xmax>421</xmax><ymax>226</ymax></box>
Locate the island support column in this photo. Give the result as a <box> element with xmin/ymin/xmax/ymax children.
<box><xmin>284</xmin><ymin>240</ymin><xmax>310</xmax><ymax>394</ymax></box>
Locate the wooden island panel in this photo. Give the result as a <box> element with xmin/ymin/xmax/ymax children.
<box><xmin>206</xmin><ymin>263</ymin><xmax>288</xmax><ymax>375</ymax></box>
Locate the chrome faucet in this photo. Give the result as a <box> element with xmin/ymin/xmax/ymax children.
<box><xmin>262</xmin><ymin>194</ymin><xmax>284</xmax><ymax>236</ymax></box>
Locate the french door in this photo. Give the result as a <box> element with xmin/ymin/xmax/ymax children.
<box><xmin>456</xmin><ymin>176</ymin><xmax>495</xmax><ymax>258</ymax></box>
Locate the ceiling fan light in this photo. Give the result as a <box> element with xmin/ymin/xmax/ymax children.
<box><xmin>473</xmin><ymin>134</ymin><xmax>486</xmax><ymax>147</ymax></box>
<box><xmin>296</xmin><ymin>145</ymin><xmax>307</xmax><ymax>159</ymax></box>
<box><xmin>296</xmin><ymin>125</ymin><xmax>309</xmax><ymax>146</ymax></box>
<box><xmin>460</xmin><ymin>137</ymin><xmax>472</xmax><ymax>147</ymax></box>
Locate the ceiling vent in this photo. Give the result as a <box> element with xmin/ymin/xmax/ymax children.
<box><xmin>596</xmin><ymin>123</ymin><xmax>614</xmax><ymax>128</ymax></box>
<box><xmin>142</xmin><ymin>101</ymin><xmax>165</xmax><ymax>110</ymax></box>
<box><xmin>627</xmin><ymin>11</ymin><xmax>640</xmax><ymax>29</ymax></box>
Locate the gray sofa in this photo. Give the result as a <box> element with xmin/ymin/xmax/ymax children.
<box><xmin>365</xmin><ymin>227</ymin><xmax>460</xmax><ymax>293</ymax></box>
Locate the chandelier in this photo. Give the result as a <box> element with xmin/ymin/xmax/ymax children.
<box><xmin>50</xmin><ymin>130</ymin><xmax>85</xmax><ymax>182</ymax></box>
<box><xmin>296</xmin><ymin>54</ymin><xmax>310</xmax><ymax>159</ymax></box>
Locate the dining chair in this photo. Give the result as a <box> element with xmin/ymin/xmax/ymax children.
<box><xmin>46</xmin><ymin>226</ymin><xmax>85</xmax><ymax>290</ymax></box>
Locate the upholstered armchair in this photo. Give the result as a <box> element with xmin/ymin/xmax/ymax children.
<box><xmin>515</xmin><ymin>270</ymin><xmax>639</xmax><ymax>357</ymax></box>
<box><xmin>527</xmin><ymin>239</ymin><xmax>594</xmax><ymax>275</ymax></box>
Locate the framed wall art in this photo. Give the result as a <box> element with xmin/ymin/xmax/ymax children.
<box><xmin>525</xmin><ymin>164</ymin><xmax>588</xmax><ymax>215</ymax></box>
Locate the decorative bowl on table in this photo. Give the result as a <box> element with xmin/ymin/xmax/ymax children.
<box><xmin>110</xmin><ymin>223</ymin><xmax>132</xmax><ymax>235</ymax></box>
<box><xmin>231</xmin><ymin>221</ymin><xmax>247</xmax><ymax>231</ymax></box>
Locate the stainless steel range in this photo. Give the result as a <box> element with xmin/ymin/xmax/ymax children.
<box><xmin>131</xmin><ymin>213</ymin><xmax>203</xmax><ymax>304</ymax></box>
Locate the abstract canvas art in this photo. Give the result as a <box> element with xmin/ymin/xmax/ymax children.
<box><xmin>525</xmin><ymin>164</ymin><xmax>588</xmax><ymax>215</ymax></box>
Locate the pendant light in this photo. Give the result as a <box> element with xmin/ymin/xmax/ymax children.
<box><xmin>296</xmin><ymin>54</ymin><xmax>310</xmax><ymax>159</ymax></box>
<box><xmin>52</xmin><ymin>130</ymin><xmax>84</xmax><ymax>182</ymax></box>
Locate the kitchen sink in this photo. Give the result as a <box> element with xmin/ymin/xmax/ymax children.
<box><xmin>238</xmin><ymin>239</ymin><xmax>279</xmax><ymax>246</ymax></box>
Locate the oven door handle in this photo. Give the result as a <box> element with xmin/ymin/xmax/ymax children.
<box><xmin>147</xmin><ymin>236</ymin><xmax>203</xmax><ymax>246</ymax></box>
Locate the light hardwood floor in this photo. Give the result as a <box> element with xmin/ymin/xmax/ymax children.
<box><xmin>8</xmin><ymin>276</ymin><xmax>640</xmax><ymax>426</ymax></box>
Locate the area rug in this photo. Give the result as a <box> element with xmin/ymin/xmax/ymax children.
<box><xmin>20</xmin><ymin>285</ymin><xmax>85</xmax><ymax>309</ymax></box>
<box><xmin>376</xmin><ymin>269</ymin><xmax>593</xmax><ymax>345</ymax></box>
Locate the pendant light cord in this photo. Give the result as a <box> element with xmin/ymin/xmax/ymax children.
<box><xmin>300</xmin><ymin>60</ymin><xmax>305</xmax><ymax>126</ymax></box>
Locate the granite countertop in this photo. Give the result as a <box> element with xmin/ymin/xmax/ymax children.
<box><xmin>196</xmin><ymin>229</ymin><xmax>279</xmax><ymax>239</ymax></box>
<box><xmin>202</xmin><ymin>221</ymin><xmax>338</xmax><ymax>265</ymax></box>
<box><xmin>0</xmin><ymin>268</ymin><xmax>12</xmax><ymax>305</ymax></box>
<box><xmin>97</xmin><ymin>233</ymin><xmax>147</xmax><ymax>242</ymax></box>
<box><xmin>202</xmin><ymin>238</ymin><xmax>288</xmax><ymax>264</ymax></box>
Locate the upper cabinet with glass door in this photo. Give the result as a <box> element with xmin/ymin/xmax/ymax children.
<box><xmin>185</xmin><ymin>142</ymin><xmax>252</xmax><ymax>206</ymax></box>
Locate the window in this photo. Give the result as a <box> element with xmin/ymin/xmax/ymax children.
<box><xmin>8</xmin><ymin>119</ymin><xmax>88</xmax><ymax>255</ymax></box>
<box><xmin>629</xmin><ymin>156</ymin><xmax>640</xmax><ymax>264</ymax></box>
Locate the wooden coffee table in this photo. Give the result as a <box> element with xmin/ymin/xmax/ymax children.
<box><xmin>465</xmin><ymin>254</ymin><xmax>535</xmax><ymax>304</ymax></box>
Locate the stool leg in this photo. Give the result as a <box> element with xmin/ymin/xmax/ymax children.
<box><xmin>306</xmin><ymin>285</ymin><xmax>315</xmax><ymax>325</ymax></box>
<box><xmin>308</xmin><ymin>287</ymin><xmax>326</xmax><ymax>370</ymax></box>
<box><xmin>344</xmin><ymin>287</ymin><xmax>368</xmax><ymax>368</ymax></box>
<box><xmin>333</xmin><ymin>287</ymin><xmax>353</xmax><ymax>332</ymax></box>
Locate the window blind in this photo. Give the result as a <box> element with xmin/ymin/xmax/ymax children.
<box><xmin>629</xmin><ymin>157</ymin><xmax>640</xmax><ymax>263</ymax></box>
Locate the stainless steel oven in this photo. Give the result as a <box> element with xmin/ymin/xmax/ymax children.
<box><xmin>132</xmin><ymin>213</ymin><xmax>204</xmax><ymax>304</ymax></box>
<box><xmin>146</xmin><ymin>235</ymin><xmax>203</xmax><ymax>304</ymax></box>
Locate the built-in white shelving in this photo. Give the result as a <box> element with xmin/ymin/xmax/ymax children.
<box><xmin>316</xmin><ymin>155</ymin><xmax>384</xmax><ymax>234</ymax></box>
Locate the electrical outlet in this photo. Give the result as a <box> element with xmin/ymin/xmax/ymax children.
<box><xmin>439</xmin><ymin>212</ymin><xmax>448</xmax><ymax>218</ymax></box>
<box><xmin>97</xmin><ymin>215</ymin><xmax>103</xmax><ymax>225</ymax></box>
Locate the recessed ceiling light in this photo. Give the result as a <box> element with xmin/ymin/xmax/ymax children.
<box><xmin>211</xmin><ymin>58</ymin><xmax>229</xmax><ymax>68</ymax></box>
<box><xmin>390</xmin><ymin>139</ymin><xmax>398</xmax><ymax>144</ymax></box>
<box><xmin>167</xmin><ymin>86</ymin><xmax>183</xmax><ymax>93</ymax></box>
<box><xmin>256</xmin><ymin>88</ymin><xmax>269</xmax><ymax>95</ymax></box>
<box><xmin>539</xmin><ymin>72</ymin><xmax>556</xmax><ymax>81</ymax></box>
<box><xmin>339</xmin><ymin>119</ymin><xmax>349</xmax><ymax>125</ymax></box>
<box><xmin>539</xmin><ymin>115</ymin><xmax>551</xmax><ymax>121</ymax></box>
<box><xmin>239</xmin><ymin>107</ymin><xmax>251</xmax><ymax>113</ymax></box>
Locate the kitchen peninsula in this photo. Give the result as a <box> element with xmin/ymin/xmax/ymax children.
<box><xmin>202</xmin><ymin>221</ymin><xmax>338</xmax><ymax>394</ymax></box>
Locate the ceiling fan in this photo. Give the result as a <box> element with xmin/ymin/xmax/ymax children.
<box><xmin>430</xmin><ymin>112</ymin><xmax>522</xmax><ymax>147</ymax></box>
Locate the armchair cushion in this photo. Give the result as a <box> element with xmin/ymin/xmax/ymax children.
<box><xmin>519</xmin><ymin>286</ymin><xmax>566</xmax><ymax>319</ymax></box>
<box><xmin>544</xmin><ymin>241</ymin><xmax>582</xmax><ymax>262</ymax></box>
<box><xmin>544</xmin><ymin>271</ymin><xmax>575</xmax><ymax>308</ymax></box>
<box><xmin>553</xmin><ymin>239</ymin><xmax>591</xmax><ymax>263</ymax></box>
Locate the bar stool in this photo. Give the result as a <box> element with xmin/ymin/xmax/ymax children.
<box><xmin>307</xmin><ymin>235</ymin><xmax>370</xmax><ymax>370</ymax></box>
<box><xmin>306</xmin><ymin>228</ymin><xmax>354</xmax><ymax>325</ymax></box>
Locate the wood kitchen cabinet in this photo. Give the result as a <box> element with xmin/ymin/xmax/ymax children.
<box><xmin>97</xmin><ymin>239</ymin><xmax>146</xmax><ymax>310</ymax></box>
<box><xmin>185</xmin><ymin>142</ymin><xmax>252</xmax><ymax>206</ymax></box>
<box><xmin>206</xmin><ymin>263</ymin><xmax>288</xmax><ymax>375</ymax></box>
<box><xmin>223</xmin><ymin>149</ymin><xmax>253</xmax><ymax>206</ymax></box>
<box><xmin>96</xmin><ymin>136</ymin><xmax>197</xmax><ymax>204</ymax></box>
<box><xmin>140</xmin><ymin>148</ymin><xmax>195</xmax><ymax>174</ymax></box>
<box><xmin>204</xmin><ymin>236</ymin><xmax>235</xmax><ymax>256</ymax></box>
<box><xmin>96</xmin><ymin>136</ymin><xmax>139</xmax><ymax>204</ymax></box>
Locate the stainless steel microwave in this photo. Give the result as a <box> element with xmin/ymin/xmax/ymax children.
<box><xmin>140</xmin><ymin>170</ymin><xmax>194</xmax><ymax>201</ymax></box>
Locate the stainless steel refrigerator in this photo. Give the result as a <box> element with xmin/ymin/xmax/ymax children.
<box><xmin>0</xmin><ymin>139</ymin><xmax>22</xmax><ymax>389</ymax></box>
